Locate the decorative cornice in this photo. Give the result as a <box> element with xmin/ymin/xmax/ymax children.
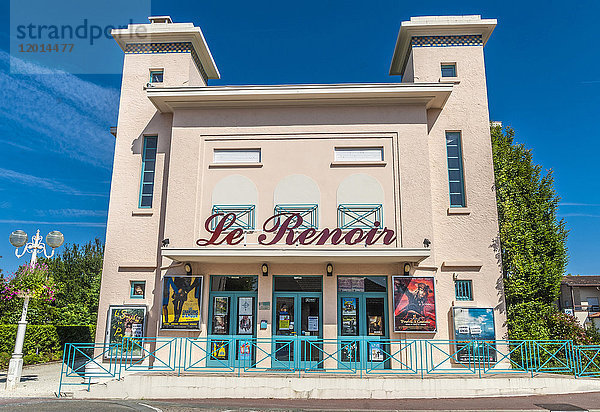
<box><xmin>146</xmin><ymin>83</ymin><xmax>453</xmax><ymax>113</ymax></box>
<box><xmin>125</xmin><ymin>42</ymin><xmax>208</xmax><ymax>83</ymax></box>
<box><xmin>411</xmin><ymin>35</ymin><xmax>483</xmax><ymax>48</ymax></box>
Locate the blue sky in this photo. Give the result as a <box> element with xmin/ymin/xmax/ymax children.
<box><xmin>0</xmin><ymin>0</ymin><xmax>598</xmax><ymax>276</ymax></box>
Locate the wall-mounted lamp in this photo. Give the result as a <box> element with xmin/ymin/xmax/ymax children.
<box><xmin>162</xmin><ymin>238</ymin><xmax>170</xmax><ymax>247</ymax></box>
<box><xmin>326</xmin><ymin>263</ymin><xmax>333</xmax><ymax>277</ymax></box>
<box><xmin>261</xmin><ymin>263</ymin><xmax>269</xmax><ymax>277</ymax></box>
<box><xmin>184</xmin><ymin>263</ymin><xmax>192</xmax><ymax>275</ymax></box>
<box><xmin>423</xmin><ymin>238</ymin><xmax>431</xmax><ymax>248</ymax></box>
<box><xmin>403</xmin><ymin>263</ymin><xmax>411</xmax><ymax>275</ymax></box>
<box><xmin>452</xmin><ymin>272</ymin><xmax>458</xmax><ymax>281</ymax></box>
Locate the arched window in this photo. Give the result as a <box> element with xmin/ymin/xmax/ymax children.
<box><xmin>337</xmin><ymin>174</ymin><xmax>384</xmax><ymax>229</ymax></box>
<box><xmin>211</xmin><ymin>175</ymin><xmax>258</xmax><ymax>230</ymax></box>
<box><xmin>273</xmin><ymin>174</ymin><xmax>320</xmax><ymax>229</ymax></box>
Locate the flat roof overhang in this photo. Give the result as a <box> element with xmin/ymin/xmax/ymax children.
<box><xmin>161</xmin><ymin>247</ymin><xmax>431</xmax><ymax>264</ymax></box>
<box><xmin>146</xmin><ymin>83</ymin><xmax>453</xmax><ymax>113</ymax></box>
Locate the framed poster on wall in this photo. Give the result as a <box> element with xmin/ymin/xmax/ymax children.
<box><xmin>453</xmin><ymin>307</ymin><xmax>496</xmax><ymax>362</ymax></box>
<box><xmin>392</xmin><ymin>276</ymin><xmax>437</xmax><ymax>332</ymax></box>
<box><xmin>104</xmin><ymin>305</ymin><xmax>146</xmax><ymax>359</ymax></box>
<box><xmin>161</xmin><ymin>276</ymin><xmax>203</xmax><ymax>330</ymax></box>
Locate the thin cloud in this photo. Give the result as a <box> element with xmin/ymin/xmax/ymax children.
<box><xmin>559</xmin><ymin>213</ymin><xmax>600</xmax><ymax>218</ymax></box>
<box><xmin>0</xmin><ymin>51</ymin><xmax>119</xmax><ymax>168</ymax></box>
<box><xmin>0</xmin><ymin>167</ymin><xmax>107</xmax><ymax>197</ymax></box>
<box><xmin>36</xmin><ymin>208</ymin><xmax>108</xmax><ymax>218</ymax></box>
<box><xmin>561</xmin><ymin>202</ymin><xmax>598</xmax><ymax>206</ymax></box>
<box><xmin>560</xmin><ymin>202</ymin><xmax>600</xmax><ymax>207</ymax></box>
<box><xmin>0</xmin><ymin>219</ymin><xmax>107</xmax><ymax>228</ymax></box>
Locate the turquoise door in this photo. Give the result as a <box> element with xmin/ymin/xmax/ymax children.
<box><xmin>272</xmin><ymin>289</ymin><xmax>323</xmax><ymax>369</ymax></box>
<box><xmin>207</xmin><ymin>276</ymin><xmax>258</xmax><ymax>368</ymax></box>
<box><xmin>338</xmin><ymin>276</ymin><xmax>389</xmax><ymax>370</ymax></box>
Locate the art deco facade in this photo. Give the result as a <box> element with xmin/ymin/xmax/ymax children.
<box><xmin>96</xmin><ymin>15</ymin><xmax>505</xmax><ymax>369</ymax></box>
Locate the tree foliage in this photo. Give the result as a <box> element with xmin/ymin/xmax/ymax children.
<box><xmin>0</xmin><ymin>239</ymin><xmax>104</xmax><ymax>325</ymax></box>
<box><xmin>491</xmin><ymin>125</ymin><xmax>569</xmax><ymax>339</ymax></box>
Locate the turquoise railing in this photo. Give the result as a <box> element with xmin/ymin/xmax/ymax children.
<box><xmin>57</xmin><ymin>338</ymin><xmax>596</xmax><ymax>397</ymax></box>
<box><xmin>274</xmin><ymin>204</ymin><xmax>318</xmax><ymax>229</ymax></box>
<box><xmin>211</xmin><ymin>205</ymin><xmax>255</xmax><ymax>230</ymax></box>
<box><xmin>337</xmin><ymin>204</ymin><xmax>382</xmax><ymax>229</ymax></box>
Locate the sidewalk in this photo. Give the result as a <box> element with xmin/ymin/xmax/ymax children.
<box><xmin>0</xmin><ymin>362</ymin><xmax>62</xmax><ymax>398</ymax></box>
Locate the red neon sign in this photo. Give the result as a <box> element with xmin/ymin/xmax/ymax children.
<box><xmin>196</xmin><ymin>213</ymin><xmax>396</xmax><ymax>246</ymax></box>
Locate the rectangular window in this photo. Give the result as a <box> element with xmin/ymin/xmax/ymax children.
<box><xmin>455</xmin><ymin>280</ymin><xmax>473</xmax><ymax>301</ymax></box>
<box><xmin>446</xmin><ymin>131</ymin><xmax>466</xmax><ymax>207</ymax></box>
<box><xmin>211</xmin><ymin>205</ymin><xmax>255</xmax><ymax>231</ymax></box>
<box><xmin>130</xmin><ymin>281</ymin><xmax>146</xmax><ymax>299</ymax></box>
<box><xmin>441</xmin><ymin>63</ymin><xmax>457</xmax><ymax>78</ymax></box>
<box><xmin>213</xmin><ymin>149</ymin><xmax>261</xmax><ymax>164</ymax></box>
<box><xmin>337</xmin><ymin>204</ymin><xmax>382</xmax><ymax>229</ymax></box>
<box><xmin>274</xmin><ymin>204</ymin><xmax>318</xmax><ymax>229</ymax></box>
<box><xmin>139</xmin><ymin>136</ymin><xmax>157</xmax><ymax>208</ymax></box>
<box><xmin>334</xmin><ymin>147</ymin><xmax>383</xmax><ymax>162</ymax></box>
<box><xmin>149</xmin><ymin>69</ymin><xmax>164</xmax><ymax>83</ymax></box>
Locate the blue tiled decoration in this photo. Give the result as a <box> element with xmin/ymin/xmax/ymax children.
<box><xmin>411</xmin><ymin>35</ymin><xmax>483</xmax><ymax>47</ymax></box>
<box><xmin>124</xmin><ymin>42</ymin><xmax>208</xmax><ymax>82</ymax></box>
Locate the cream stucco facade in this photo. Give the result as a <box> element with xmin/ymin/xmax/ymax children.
<box><xmin>95</xmin><ymin>15</ymin><xmax>506</xmax><ymax>368</ymax></box>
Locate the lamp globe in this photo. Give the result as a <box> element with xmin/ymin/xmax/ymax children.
<box><xmin>9</xmin><ymin>230</ymin><xmax>28</xmax><ymax>248</ymax></box>
<box><xmin>46</xmin><ymin>231</ymin><xmax>64</xmax><ymax>249</ymax></box>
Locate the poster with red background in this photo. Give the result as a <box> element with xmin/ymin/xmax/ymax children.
<box><xmin>392</xmin><ymin>276</ymin><xmax>436</xmax><ymax>332</ymax></box>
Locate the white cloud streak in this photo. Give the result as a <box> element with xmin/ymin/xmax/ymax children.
<box><xmin>0</xmin><ymin>51</ymin><xmax>119</xmax><ymax>168</ymax></box>
<box><xmin>0</xmin><ymin>167</ymin><xmax>107</xmax><ymax>197</ymax></box>
<box><xmin>36</xmin><ymin>208</ymin><xmax>108</xmax><ymax>218</ymax></box>
<box><xmin>0</xmin><ymin>219</ymin><xmax>106</xmax><ymax>227</ymax></box>
<box><xmin>559</xmin><ymin>213</ymin><xmax>600</xmax><ymax>218</ymax></box>
<box><xmin>561</xmin><ymin>202</ymin><xmax>600</xmax><ymax>207</ymax></box>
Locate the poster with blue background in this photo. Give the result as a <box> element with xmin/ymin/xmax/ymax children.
<box><xmin>452</xmin><ymin>307</ymin><xmax>496</xmax><ymax>362</ymax></box>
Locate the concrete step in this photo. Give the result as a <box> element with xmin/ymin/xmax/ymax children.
<box><xmin>74</xmin><ymin>373</ymin><xmax>600</xmax><ymax>399</ymax></box>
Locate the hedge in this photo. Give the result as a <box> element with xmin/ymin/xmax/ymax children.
<box><xmin>0</xmin><ymin>325</ymin><xmax>95</xmax><ymax>368</ymax></box>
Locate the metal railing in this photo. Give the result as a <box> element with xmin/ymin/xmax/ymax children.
<box><xmin>57</xmin><ymin>337</ymin><xmax>598</xmax><ymax>397</ymax></box>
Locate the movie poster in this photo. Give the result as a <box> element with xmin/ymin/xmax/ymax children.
<box><xmin>162</xmin><ymin>276</ymin><xmax>203</xmax><ymax>329</ymax></box>
<box><xmin>238</xmin><ymin>315</ymin><xmax>253</xmax><ymax>334</ymax></box>
<box><xmin>453</xmin><ymin>307</ymin><xmax>496</xmax><ymax>362</ymax></box>
<box><xmin>368</xmin><ymin>316</ymin><xmax>383</xmax><ymax>336</ymax></box>
<box><xmin>211</xmin><ymin>340</ymin><xmax>228</xmax><ymax>360</ymax></box>
<box><xmin>342</xmin><ymin>316</ymin><xmax>357</xmax><ymax>335</ymax></box>
<box><xmin>392</xmin><ymin>276</ymin><xmax>436</xmax><ymax>332</ymax></box>
<box><xmin>105</xmin><ymin>305</ymin><xmax>146</xmax><ymax>359</ymax></box>
<box><xmin>239</xmin><ymin>340</ymin><xmax>252</xmax><ymax>361</ymax></box>
<box><xmin>369</xmin><ymin>342</ymin><xmax>384</xmax><ymax>362</ymax></box>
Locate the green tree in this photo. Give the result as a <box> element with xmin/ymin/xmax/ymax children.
<box><xmin>491</xmin><ymin>124</ymin><xmax>569</xmax><ymax>339</ymax></box>
<box><xmin>0</xmin><ymin>239</ymin><xmax>104</xmax><ymax>325</ymax></box>
<box><xmin>41</xmin><ymin>238</ymin><xmax>104</xmax><ymax>325</ymax></box>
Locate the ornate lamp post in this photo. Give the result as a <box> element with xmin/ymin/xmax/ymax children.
<box><xmin>5</xmin><ymin>229</ymin><xmax>64</xmax><ymax>389</ymax></box>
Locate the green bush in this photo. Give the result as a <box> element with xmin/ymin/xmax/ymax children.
<box><xmin>0</xmin><ymin>325</ymin><xmax>95</xmax><ymax>369</ymax></box>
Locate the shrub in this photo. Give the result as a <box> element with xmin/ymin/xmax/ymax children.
<box><xmin>0</xmin><ymin>325</ymin><xmax>95</xmax><ymax>369</ymax></box>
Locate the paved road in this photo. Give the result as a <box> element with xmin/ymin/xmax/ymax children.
<box><xmin>1</xmin><ymin>393</ymin><xmax>600</xmax><ymax>411</ymax></box>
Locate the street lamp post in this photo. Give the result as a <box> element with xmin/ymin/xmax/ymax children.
<box><xmin>5</xmin><ymin>229</ymin><xmax>64</xmax><ymax>390</ymax></box>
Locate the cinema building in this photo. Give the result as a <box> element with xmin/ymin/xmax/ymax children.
<box><xmin>96</xmin><ymin>15</ymin><xmax>505</xmax><ymax>371</ymax></box>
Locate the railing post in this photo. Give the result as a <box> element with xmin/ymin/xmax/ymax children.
<box><xmin>57</xmin><ymin>343</ymin><xmax>68</xmax><ymax>397</ymax></box>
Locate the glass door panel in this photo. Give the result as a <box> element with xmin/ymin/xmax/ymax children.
<box><xmin>210</xmin><ymin>296</ymin><xmax>231</xmax><ymax>362</ymax></box>
<box><xmin>340</xmin><ymin>296</ymin><xmax>360</xmax><ymax>363</ymax></box>
<box><xmin>301</xmin><ymin>297</ymin><xmax>321</xmax><ymax>364</ymax></box>
<box><xmin>274</xmin><ymin>296</ymin><xmax>295</xmax><ymax>365</ymax></box>
<box><xmin>275</xmin><ymin>297</ymin><xmax>295</xmax><ymax>335</ymax></box>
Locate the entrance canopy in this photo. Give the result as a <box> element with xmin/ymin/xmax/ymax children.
<box><xmin>161</xmin><ymin>247</ymin><xmax>430</xmax><ymax>264</ymax></box>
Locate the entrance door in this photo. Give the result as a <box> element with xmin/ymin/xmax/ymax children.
<box><xmin>338</xmin><ymin>276</ymin><xmax>389</xmax><ymax>370</ymax></box>
<box><xmin>208</xmin><ymin>276</ymin><xmax>258</xmax><ymax>368</ymax></box>
<box><xmin>272</xmin><ymin>276</ymin><xmax>323</xmax><ymax>370</ymax></box>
